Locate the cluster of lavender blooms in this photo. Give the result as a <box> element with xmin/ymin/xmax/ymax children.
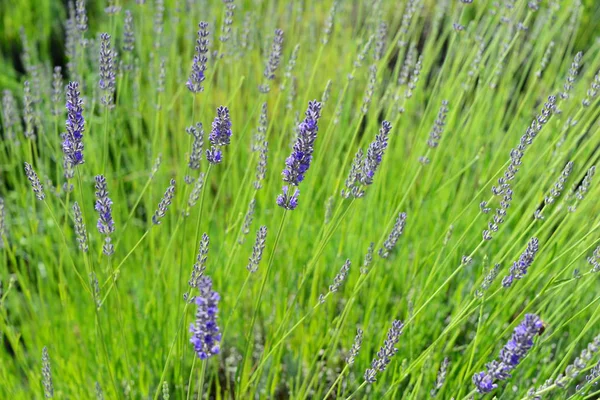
<box><xmin>364</xmin><ymin>320</ymin><xmax>405</xmax><ymax>383</ymax></box>
<box><xmin>99</xmin><ymin>33</ymin><xmax>117</xmax><ymax>108</ymax></box>
<box><xmin>379</xmin><ymin>212</ymin><xmax>408</xmax><ymax>258</ymax></box>
<box><xmin>94</xmin><ymin>175</ymin><xmax>115</xmax><ymax>256</ymax></box>
<box><xmin>24</xmin><ymin>162</ymin><xmax>45</xmax><ymax>201</ymax></box>
<box><xmin>62</xmin><ymin>82</ymin><xmax>85</xmax><ymax>166</ymax></box>
<box><xmin>247</xmin><ymin>226</ymin><xmax>267</xmax><ymax>273</ymax></box>
<box><xmin>184</xmin><ymin>233</ymin><xmax>209</xmax><ymax>302</ymax></box>
<box><xmin>72</xmin><ymin>202</ymin><xmax>88</xmax><ymax>253</ymax></box>
<box><xmin>502</xmin><ymin>237</ymin><xmax>539</xmax><ymax>287</ymax></box>
<box><xmin>346</xmin><ymin>327</ymin><xmax>363</xmax><ymax>366</ymax></box>
<box><xmin>187</xmin><ymin>22</ymin><xmax>209</xmax><ymax>93</ymax></box>
<box><xmin>41</xmin><ymin>347</ymin><xmax>54</xmax><ymax>398</ymax></box>
<box><xmin>430</xmin><ymin>357</ymin><xmax>450</xmax><ymax>397</ymax></box>
<box><xmin>491</xmin><ymin>95</ymin><xmax>557</xmax><ymax>199</ymax></box>
<box><xmin>190</xmin><ymin>275</ymin><xmax>221</xmax><ymax>360</ymax></box>
<box><xmin>473</xmin><ymin>314</ymin><xmax>544</xmax><ymax>393</ymax></box>
<box><xmin>318</xmin><ymin>259</ymin><xmax>351</xmax><ymax>304</ymax></box>
<box><xmin>152</xmin><ymin>179</ymin><xmax>176</xmax><ymax>225</ymax></box>
<box><xmin>277</xmin><ymin>101</ymin><xmax>322</xmax><ymax>210</ymax></box>
<box><xmin>588</xmin><ymin>245</ymin><xmax>600</xmax><ymax>273</ymax></box>
<box><xmin>22</xmin><ymin>81</ymin><xmax>36</xmax><ymax>140</ymax></box>
<box><xmin>259</xmin><ymin>29</ymin><xmax>284</xmax><ymax>93</ymax></box>
<box><xmin>206</xmin><ymin>106</ymin><xmax>232</xmax><ymax>164</ymax></box>
<box><xmin>342</xmin><ymin>120</ymin><xmax>392</xmax><ymax>198</ymax></box>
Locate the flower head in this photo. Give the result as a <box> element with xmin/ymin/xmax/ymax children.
<box><xmin>63</xmin><ymin>82</ymin><xmax>85</xmax><ymax>166</ymax></box>
<box><xmin>190</xmin><ymin>276</ymin><xmax>221</xmax><ymax>359</ymax></box>
<box><xmin>206</xmin><ymin>106</ymin><xmax>232</xmax><ymax>164</ymax></box>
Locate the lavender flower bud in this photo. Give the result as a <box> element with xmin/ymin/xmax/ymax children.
<box><xmin>430</xmin><ymin>357</ymin><xmax>450</xmax><ymax>397</ymax></box>
<box><xmin>51</xmin><ymin>67</ymin><xmax>63</xmax><ymax>116</ymax></box>
<box><xmin>426</xmin><ymin>100</ymin><xmax>449</xmax><ymax>148</ymax></box>
<box><xmin>346</xmin><ymin>327</ymin><xmax>363</xmax><ymax>366</ymax></box>
<box><xmin>239</xmin><ymin>198</ymin><xmax>255</xmax><ymax>243</ymax></box>
<box><xmin>361</xmin><ymin>242</ymin><xmax>375</xmax><ymax>274</ymax></box>
<box><xmin>72</xmin><ymin>201</ymin><xmax>88</xmax><ymax>253</ymax></box>
<box><xmin>374</xmin><ymin>21</ymin><xmax>387</xmax><ymax>61</ymax></box>
<box><xmin>99</xmin><ymin>33</ymin><xmax>117</xmax><ymax>108</ymax></box>
<box><xmin>187</xmin><ymin>122</ymin><xmax>204</xmax><ymax>170</ymax></box>
<box><xmin>247</xmin><ymin>226</ymin><xmax>268</xmax><ymax>273</ymax></box>
<box><xmin>206</xmin><ymin>106</ymin><xmax>233</xmax><ymax>164</ymax></box>
<box><xmin>321</xmin><ymin>79</ymin><xmax>332</xmax><ymax>105</ymax></box>
<box><xmin>568</xmin><ymin>166</ymin><xmax>596</xmax><ymax>212</ymax></box>
<box><xmin>379</xmin><ymin>212</ymin><xmax>407</xmax><ymax>258</ymax></box>
<box><xmin>94</xmin><ymin>175</ymin><xmax>115</xmax><ymax>256</ymax></box>
<box><xmin>582</xmin><ymin>72</ymin><xmax>600</xmax><ymax>107</ymax></box>
<box><xmin>63</xmin><ymin>81</ymin><xmax>85</xmax><ymax>166</ymax></box>
<box><xmin>361</xmin><ymin>64</ymin><xmax>377</xmax><ymax>114</ymax></box>
<box><xmin>473</xmin><ymin>314</ymin><xmax>544</xmax><ymax>393</ymax></box>
<box><xmin>252</xmin><ymin>102</ymin><xmax>268</xmax><ymax>151</ymax></box>
<box><xmin>187</xmin><ymin>22</ymin><xmax>209</xmax><ymax>94</ymax></box>
<box><xmin>259</xmin><ymin>29</ymin><xmax>284</xmax><ymax>93</ymax></box>
<box><xmin>561</xmin><ymin>52</ymin><xmax>582</xmax><ymax>100</ymax></box>
<box><xmin>24</xmin><ymin>162</ymin><xmax>45</xmax><ymax>201</ymax></box>
<box><xmin>185</xmin><ymin>233</ymin><xmax>209</xmax><ymax>302</ymax></box>
<box><xmin>219</xmin><ymin>0</ymin><xmax>235</xmax><ymax>43</ymax></box>
<box><xmin>475</xmin><ymin>263</ymin><xmax>500</xmax><ymax>297</ymax></box>
<box><xmin>187</xmin><ymin>173</ymin><xmax>205</xmax><ymax>211</ymax></box>
<box><xmin>153</xmin><ymin>179</ymin><xmax>176</xmax><ymax>224</ymax></box>
<box><xmin>254</xmin><ymin>140</ymin><xmax>268</xmax><ymax>190</ymax></box>
<box><xmin>364</xmin><ymin>320</ymin><xmax>405</xmax><ymax>383</ymax></box>
<box><xmin>2</xmin><ymin>90</ymin><xmax>21</xmax><ymax>141</ymax></box>
<box><xmin>23</xmin><ymin>81</ymin><xmax>36</xmax><ymax>139</ymax></box>
<box><xmin>354</xmin><ymin>35</ymin><xmax>374</xmax><ymax>68</ymax></box>
<box><xmin>276</xmin><ymin>185</ymin><xmax>299</xmax><ymax>210</ymax></box>
<box><xmin>76</xmin><ymin>0</ymin><xmax>88</xmax><ymax>32</ymax></box>
<box><xmin>41</xmin><ymin>347</ymin><xmax>54</xmax><ymax>398</ymax></box>
<box><xmin>535</xmin><ymin>41</ymin><xmax>554</xmax><ymax>78</ymax></box>
<box><xmin>0</xmin><ymin>198</ymin><xmax>5</xmax><ymax>248</ymax></box>
<box><xmin>328</xmin><ymin>259</ymin><xmax>351</xmax><ymax>293</ymax></box>
<box><xmin>321</xmin><ymin>1</ymin><xmax>338</xmax><ymax>45</ymax></box>
<box><xmin>123</xmin><ymin>10</ymin><xmax>135</xmax><ymax>52</ymax></box>
<box><xmin>190</xmin><ymin>275</ymin><xmax>221</xmax><ymax>359</ymax></box>
<box><xmin>588</xmin><ymin>245</ymin><xmax>600</xmax><ymax>273</ymax></box>
<box><xmin>545</xmin><ymin>161</ymin><xmax>573</xmax><ymax>205</ymax></box>
<box><xmin>95</xmin><ymin>382</ymin><xmax>104</xmax><ymax>400</ymax></box>
<box><xmin>362</xmin><ymin>120</ymin><xmax>392</xmax><ymax>185</ymax></box>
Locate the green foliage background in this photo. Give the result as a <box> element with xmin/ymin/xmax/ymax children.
<box><xmin>1</xmin><ymin>0</ymin><xmax>600</xmax><ymax>399</ymax></box>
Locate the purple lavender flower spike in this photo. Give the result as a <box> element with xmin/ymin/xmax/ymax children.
<box><xmin>206</xmin><ymin>106</ymin><xmax>232</xmax><ymax>164</ymax></box>
<box><xmin>276</xmin><ymin>100</ymin><xmax>322</xmax><ymax>209</ymax></box>
<box><xmin>94</xmin><ymin>175</ymin><xmax>115</xmax><ymax>256</ymax></box>
<box><xmin>190</xmin><ymin>276</ymin><xmax>221</xmax><ymax>360</ymax></box>
<box><xmin>63</xmin><ymin>82</ymin><xmax>85</xmax><ymax>166</ymax></box>
<box><xmin>187</xmin><ymin>22</ymin><xmax>209</xmax><ymax>94</ymax></box>
<box><xmin>502</xmin><ymin>237</ymin><xmax>539</xmax><ymax>287</ymax></box>
<box><xmin>473</xmin><ymin>314</ymin><xmax>544</xmax><ymax>393</ymax></box>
